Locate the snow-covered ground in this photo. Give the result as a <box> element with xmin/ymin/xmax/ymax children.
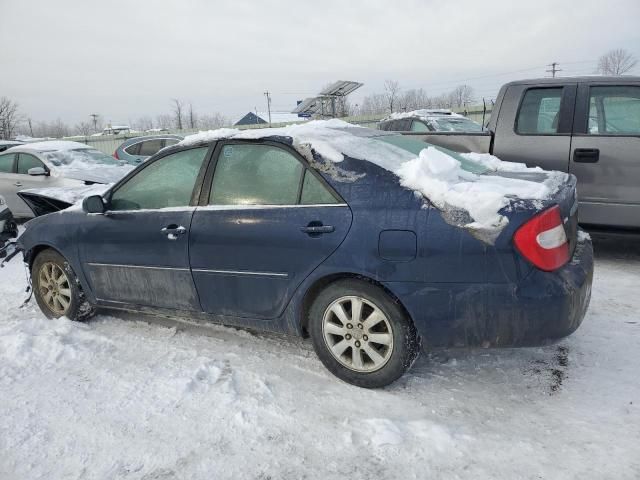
<box><xmin>1</xmin><ymin>235</ymin><xmax>639</xmax><ymax>479</ymax></box>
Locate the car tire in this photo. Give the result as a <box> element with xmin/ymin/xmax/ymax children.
<box><xmin>308</xmin><ymin>279</ymin><xmax>420</xmax><ymax>388</ymax></box>
<box><xmin>32</xmin><ymin>249</ymin><xmax>95</xmax><ymax>322</ymax></box>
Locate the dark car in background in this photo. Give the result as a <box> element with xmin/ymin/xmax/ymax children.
<box><xmin>17</xmin><ymin>122</ymin><xmax>593</xmax><ymax>388</ymax></box>
<box><xmin>380</xmin><ymin>109</ymin><xmax>484</xmax><ymax>133</ymax></box>
<box><xmin>114</xmin><ymin>135</ymin><xmax>183</xmax><ymax>164</ymax></box>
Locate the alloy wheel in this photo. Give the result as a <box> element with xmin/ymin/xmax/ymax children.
<box><xmin>322</xmin><ymin>295</ymin><xmax>394</xmax><ymax>372</ymax></box>
<box><xmin>38</xmin><ymin>262</ymin><xmax>72</xmax><ymax>316</ymax></box>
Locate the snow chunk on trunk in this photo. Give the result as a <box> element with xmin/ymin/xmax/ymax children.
<box><xmin>396</xmin><ymin>147</ymin><xmax>564</xmax><ymax>231</ymax></box>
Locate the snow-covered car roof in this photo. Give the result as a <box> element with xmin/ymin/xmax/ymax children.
<box><xmin>385</xmin><ymin>109</ymin><xmax>466</xmax><ymax>121</ymax></box>
<box><xmin>6</xmin><ymin>140</ymin><xmax>93</xmax><ymax>153</ymax></box>
<box><xmin>0</xmin><ymin>140</ymin><xmax>24</xmax><ymax>146</ymax></box>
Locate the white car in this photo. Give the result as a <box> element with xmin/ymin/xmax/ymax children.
<box><xmin>0</xmin><ymin>141</ymin><xmax>133</xmax><ymax>218</ymax></box>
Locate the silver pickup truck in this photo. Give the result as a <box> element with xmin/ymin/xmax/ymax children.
<box><xmin>382</xmin><ymin>76</ymin><xmax>640</xmax><ymax>229</ymax></box>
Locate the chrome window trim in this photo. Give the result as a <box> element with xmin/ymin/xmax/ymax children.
<box><xmin>198</xmin><ymin>203</ymin><xmax>348</xmax><ymax>211</ymax></box>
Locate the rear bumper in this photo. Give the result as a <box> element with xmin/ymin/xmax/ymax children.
<box><xmin>385</xmin><ymin>235</ymin><xmax>594</xmax><ymax>348</ymax></box>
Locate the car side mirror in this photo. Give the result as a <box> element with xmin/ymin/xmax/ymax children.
<box><xmin>82</xmin><ymin>195</ymin><xmax>106</xmax><ymax>214</ymax></box>
<box><xmin>28</xmin><ymin>167</ymin><xmax>48</xmax><ymax>176</ymax></box>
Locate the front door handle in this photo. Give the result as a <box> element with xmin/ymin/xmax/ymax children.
<box><xmin>301</xmin><ymin>222</ymin><xmax>335</xmax><ymax>237</ymax></box>
<box><xmin>574</xmin><ymin>148</ymin><xmax>599</xmax><ymax>163</ymax></box>
<box><xmin>161</xmin><ymin>224</ymin><xmax>187</xmax><ymax>240</ymax></box>
<box><xmin>14</xmin><ymin>182</ymin><xmax>22</xmax><ymax>187</ymax></box>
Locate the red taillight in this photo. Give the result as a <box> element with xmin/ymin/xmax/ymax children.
<box><xmin>113</xmin><ymin>150</ymin><xmax>119</xmax><ymax>159</ymax></box>
<box><xmin>513</xmin><ymin>205</ymin><xmax>569</xmax><ymax>272</ymax></box>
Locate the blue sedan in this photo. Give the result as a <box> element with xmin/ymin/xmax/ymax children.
<box><xmin>16</xmin><ymin>122</ymin><xmax>593</xmax><ymax>388</ymax></box>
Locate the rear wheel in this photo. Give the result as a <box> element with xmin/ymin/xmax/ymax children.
<box><xmin>308</xmin><ymin>279</ymin><xmax>420</xmax><ymax>388</ymax></box>
<box><xmin>32</xmin><ymin>249</ymin><xmax>94</xmax><ymax>321</ymax></box>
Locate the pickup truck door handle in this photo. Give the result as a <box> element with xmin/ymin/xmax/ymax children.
<box><xmin>573</xmin><ymin>148</ymin><xmax>599</xmax><ymax>163</ymax></box>
<box><xmin>14</xmin><ymin>182</ymin><xmax>22</xmax><ymax>187</ymax></box>
<box><xmin>161</xmin><ymin>224</ymin><xmax>187</xmax><ymax>240</ymax></box>
<box><xmin>300</xmin><ymin>223</ymin><xmax>335</xmax><ymax>236</ymax></box>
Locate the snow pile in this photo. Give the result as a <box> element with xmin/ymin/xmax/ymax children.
<box><xmin>181</xmin><ymin>121</ymin><xmax>565</xmax><ymax>236</ymax></box>
<box><xmin>397</xmin><ymin>148</ymin><xmax>566</xmax><ymax>230</ymax></box>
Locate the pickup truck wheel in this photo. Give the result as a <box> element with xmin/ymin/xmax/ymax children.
<box><xmin>32</xmin><ymin>249</ymin><xmax>94</xmax><ymax>321</ymax></box>
<box><xmin>308</xmin><ymin>279</ymin><xmax>420</xmax><ymax>388</ymax></box>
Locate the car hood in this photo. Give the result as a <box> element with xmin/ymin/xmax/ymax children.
<box><xmin>56</xmin><ymin>164</ymin><xmax>133</xmax><ymax>184</ymax></box>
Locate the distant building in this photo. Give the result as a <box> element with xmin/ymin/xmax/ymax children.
<box><xmin>234</xmin><ymin>112</ymin><xmax>308</xmax><ymax>126</ymax></box>
<box><xmin>234</xmin><ymin>112</ymin><xmax>267</xmax><ymax>126</ymax></box>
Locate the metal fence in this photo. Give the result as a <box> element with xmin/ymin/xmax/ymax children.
<box><xmin>61</xmin><ymin>106</ymin><xmax>492</xmax><ymax>155</ymax></box>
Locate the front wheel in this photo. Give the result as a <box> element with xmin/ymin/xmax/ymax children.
<box><xmin>308</xmin><ymin>279</ymin><xmax>420</xmax><ymax>388</ymax></box>
<box><xmin>32</xmin><ymin>249</ymin><xmax>94</xmax><ymax>321</ymax></box>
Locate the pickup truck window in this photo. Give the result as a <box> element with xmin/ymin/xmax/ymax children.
<box><xmin>588</xmin><ymin>86</ymin><xmax>640</xmax><ymax>135</ymax></box>
<box><xmin>516</xmin><ymin>87</ymin><xmax>563</xmax><ymax>134</ymax></box>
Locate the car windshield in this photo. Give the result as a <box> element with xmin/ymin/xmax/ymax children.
<box><xmin>375</xmin><ymin>134</ymin><xmax>490</xmax><ymax>175</ymax></box>
<box><xmin>429</xmin><ymin>117</ymin><xmax>484</xmax><ymax>132</ymax></box>
<box><xmin>43</xmin><ymin>148</ymin><xmax>119</xmax><ymax>167</ymax></box>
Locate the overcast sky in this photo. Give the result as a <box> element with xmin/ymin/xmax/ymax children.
<box><xmin>1</xmin><ymin>0</ymin><xmax>639</xmax><ymax>126</ymax></box>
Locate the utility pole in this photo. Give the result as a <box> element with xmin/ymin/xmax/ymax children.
<box><xmin>546</xmin><ymin>62</ymin><xmax>562</xmax><ymax>78</ymax></box>
<box><xmin>89</xmin><ymin>113</ymin><xmax>99</xmax><ymax>132</ymax></box>
<box><xmin>263</xmin><ymin>91</ymin><xmax>272</xmax><ymax>126</ymax></box>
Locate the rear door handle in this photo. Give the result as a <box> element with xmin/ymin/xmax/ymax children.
<box><xmin>161</xmin><ymin>224</ymin><xmax>187</xmax><ymax>240</ymax></box>
<box><xmin>300</xmin><ymin>223</ymin><xmax>335</xmax><ymax>236</ymax></box>
<box><xmin>573</xmin><ymin>148</ymin><xmax>599</xmax><ymax>163</ymax></box>
<box><xmin>14</xmin><ymin>182</ymin><xmax>22</xmax><ymax>187</ymax></box>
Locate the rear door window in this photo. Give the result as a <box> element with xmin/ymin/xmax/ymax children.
<box><xmin>209</xmin><ymin>144</ymin><xmax>303</xmax><ymax>205</ymax></box>
<box><xmin>0</xmin><ymin>153</ymin><xmax>15</xmax><ymax>173</ymax></box>
<box><xmin>516</xmin><ymin>87</ymin><xmax>563</xmax><ymax>134</ymax></box>
<box><xmin>163</xmin><ymin>138</ymin><xmax>180</xmax><ymax>147</ymax></box>
<box><xmin>124</xmin><ymin>143</ymin><xmax>141</xmax><ymax>156</ymax></box>
<box><xmin>300</xmin><ymin>170</ymin><xmax>339</xmax><ymax>205</ymax></box>
<box><xmin>587</xmin><ymin>85</ymin><xmax>640</xmax><ymax>135</ymax></box>
<box><xmin>138</xmin><ymin>139</ymin><xmax>164</xmax><ymax>156</ymax></box>
<box><xmin>17</xmin><ymin>153</ymin><xmax>45</xmax><ymax>174</ymax></box>
<box><xmin>411</xmin><ymin>120</ymin><xmax>430</xmax><ymax>132</ymax></box>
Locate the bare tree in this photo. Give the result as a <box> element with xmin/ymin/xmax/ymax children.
<box><xmin>172</xmin><ymin>98</ymin><xmax>184</xmax><ymax>129</ymax></box>
<box><xmin>384</xmin><ymin>80</ymin><xmax>401</xmax><ymax>113</ymax></box>
<box><xmin>133</xmin><ymin>116</ymin><xmax>154</xmax><ymax>131</ymax></box>
<box><xmin>199</xmin><ymin>113</ymin><xmax>228</xmax><ymax>129</ymax></box>
<box><xmin>32</xmin><ymin>119</ymin><xmax>71</xmax><ymax>138</ymax></box>
<box><xmin>359</xmin><ymin>93</ymin><xmax>387</xmax><ymax>115</ymax></box>
<box><xmin>73</xmin><ymin>121</ymin><xmax>94</xmax><ymax>136</ymax></box>
<box><xmin>156</xmin><ymin>114</ymin><xmax>173</xmax><ymax>129</ymax></box>
<box><xmin>597</xmin><ymin>49</ymin><xmax>638</xmax><ymax>75</ymax></box>
<box><xmin>0</xmin><ymin>97</ymin><xmax>21</xmax><ymax>140</ymax></box>
<box><xmin>398</xmin><ymin>88</ymin><xmax>432</xmax><ymax>112</ymax></box>
<box><xmin>187</xmin><ymin>103</ymin><xmax>198</xmax><ymax>129</ymax></box>
<box><xmin>450</xmin><ymin>85</ymin><xmax>475</xmax><ymax>108</ymax></box>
